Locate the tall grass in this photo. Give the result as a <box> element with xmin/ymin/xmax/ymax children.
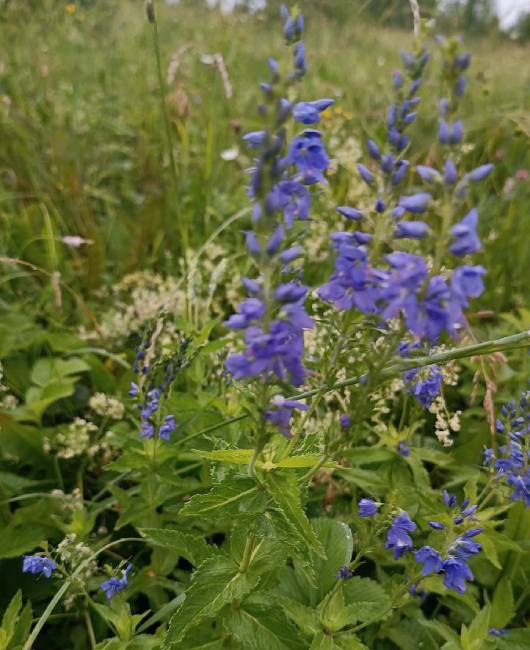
<box><xmin>0</xmin><ymin>0</ymin><xmax>528</xmax><ymax>317</ymax></box>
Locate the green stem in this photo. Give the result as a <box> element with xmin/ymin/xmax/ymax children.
<box><xmin>239</xmin><ymin>533</ymin><xmax>257</xmax><ymax>573</ymax></box>
<box><xmin>192</xmin><ymin>330</ymin><xmax>530</xmax><ymax>447</ymax></box>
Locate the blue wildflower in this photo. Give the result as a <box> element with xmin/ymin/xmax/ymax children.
<box><xmin>22</xmin><ymin>555</ymin><xmax>56</xmax><ymax>578</ymax></box>
<box><xmin>357</xmin><ymin>163</ymin><xmax>375</xmax><ymax>186</ymax></box>
<box><xmin>398</xmin><ymin>192</ymin><xmax>432</xmax><ymax>214</ymax></box>
<box><xmin>292</xmin><ymin>98</ymin><xmax>334</xmax><ymax>124</ymax></box>
<box><xmin>394</xmin><ymin>221</ymin><xmax>429</xmax><ymax>239</ymax></box>
<box><xmin>385</xmin><ymin>511</ymin><xmax>416</xmax><ymax>559</ymax></box>
<box><xmin>100</xmin><ymin>564</ymin><xmax>132</xmax><ymax>601</ymax></box>
<box><xmin>340</xmin><ymin>414</ymin><xmax>351</xmax><ymax>428</ymax></box>
<box><xmin>397</xmin><ymin>441</ymin><xmax>410</xmax><ymax>456</ymax></box>
<box><xmin>449</xmin><ymin>208</ymin><xmax>481</xmax><ymax>256</ymax></box>
<box><xmin>415</xmin><ymin>546</ymin><xmax>443</xmax><ymax>576</ymax></box>
<box><xmin>488</xmin><ymin>629</ymin><xmax>508</xmax><ymax>637</ymax></box>
<box><xmin>336</xmin><ymin>565</ymin><xmax>353</xmax><ymax>580</ymax></box>
<box><xmin>337</xmin><ymin>206</ymin><xmax>363</xmax><ymax>221</ymax></box>
<box><xmin>403</xmin><ymin>365</ymin><xmax>443</xmax><ymax>408</ymax></box>
<box><xmin>358</xmin><ymin>498</ymin><xmax>379</xmax><ymax>518</ymax></box>
<box><xmin>159</xmin><ymin>415</ymin><xmax>176</xmax><ymax>441</ymax></box>
<box><xmin>286</xmin><ymin>130</ymin><xmax>329</xmax><ymax>184</ymax></box>
<box><xmin>416</xmin><ymin>165</ymin><xmax>441</xmax><ymax>183</ymax></box>
<box><xmin>441</xmin><ymin>557</ymin><xmax>473</xmax><ymax>594</ymax></box>
<box><xmin>466</xmin><ymin>163</ymin><xmax>494</xmax><ymax>182</ymax></box>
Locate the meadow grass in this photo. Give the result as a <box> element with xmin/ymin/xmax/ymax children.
<box><xmin>0</xmin><ymin>0</ymin><xmax>528</xmax><ymax>316</ymax></box>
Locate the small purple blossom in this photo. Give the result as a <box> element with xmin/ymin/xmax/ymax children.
<box><xmin>358</xmin><ymin>498</ymin><xmax>379</xmax><ymax>518</ymax></box>
<box><xmin>385</xmin><ymin>511</ymin><xmax>416</xmax><ymax>559</ymax></box>
<box><xmin>22</xmin><ymin>555</ymin><xmax>56</xmax><ymax>578</ymax></box>
<box><xmin>100</xmin><ymin>564</ymin><xmax>132</xmax><ymax>601</ymax></box>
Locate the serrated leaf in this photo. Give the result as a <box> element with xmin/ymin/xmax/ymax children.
<box><xmin>311</xmin><ymin>519</ymin><xmax>353</xmax><ymax>599</ymax></box>
<box><xmin>0</xmin><ymin>524</ymin><xmax>51</xmax><ymax>559</ymax></box>
<box><xmin>275</xmin><ymin>455</ymin><xmax>339</xmax><ymax>469</ymax></box>
<box><xmin>163</xmin><ymin>556</ymin><xmax>260</xmax><ymax>646</ymax></box>
<box><xmin>264</xmin><ymin>472</ymin><xmax>325</xmax><ymax>558</ymax></box>
<box><xmin>321</xmin><ymin>577</ymin><xmax>390</xmax><ymax>631</ymax></box>
<box><xmin>334</xmin><ymin>633</ymin><xmax>370</xmax><ymax>649</ymax></box>
<box><xmin>275</xmin><ymin>596</ymin><xmax>318</xmax><ymax>637</ymax></box>
<box><xmin>480</xmin><ymin>533</ymin><xmax>502</xmax><ymax>569</ymax></box>
<box><xmin>180</xmin><ymin>477</ymin><xmax>267</xmax><ymax>520</ymax></box>
<box><xmin>223</xmin><ymin>606</ymin><xmax>302</xmax><ymax>650</ymax></box>
<box><xmin>467</xmin><ymin>605</ymin><xmax>490</xmax><ymax>649</ymax></box>
<box><xmin>491</xmin><ymin>577</ymin><xmax>514</xmax><ymax>628</ymax></box>
<box><xmin>193</xmin><ymin>449</ymin><xmax>338</xmax><ymax>469</ymax></box>
<box><xmin>193</xmin><ymin>449</ymin><xmax>254</xmax><ymax>464</ymax></box>
<box><xmin>140</xmin><ymin>528</ymin><xmax>215</xmax><ymax>566</ymax></box>
<box><xmin>310</xmin><ymin>632</ymin><xmax>335</xmax><ymax>650</ymax></box>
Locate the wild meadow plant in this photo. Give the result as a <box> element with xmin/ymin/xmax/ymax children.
<box><xmin>9</xmin><ymin>5</ymin><xmax>530</xmax><ymax>650</ymax></box>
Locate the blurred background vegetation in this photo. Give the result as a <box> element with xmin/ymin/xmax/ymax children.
<box><xmin>0</xmin><ymin>0</ymin><xmax>528</xmax><ymax>327</ymax></box>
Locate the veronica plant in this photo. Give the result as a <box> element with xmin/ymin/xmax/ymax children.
<box><xmin>12</xmin><ymin>7</ymin><xmax>530</xmax><ymax>650</ymax></box>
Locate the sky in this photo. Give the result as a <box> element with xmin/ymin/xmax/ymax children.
<box><xmin>167</xmin><ymin>0</ymin><xmax>530</xmax><ymax>29</ymax></box>
<box><xmin>495</xmin><ymin>0</ymin><xmax>530</xmax><ymax>28</ymax></box>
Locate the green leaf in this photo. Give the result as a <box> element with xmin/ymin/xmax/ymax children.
<box><xmin>275</xmin><ymin>596</ymin><xmax>318</xmax><ymax>637</ymax></box>
<box><xmin>310</xmin><ymin>518</ymin><xmax>353</xmax><ymax>599</ymax></box>
<box><xmin>140</xmin><ymin>528</ymin><xmax>215</xmax><ymax>566</ymax></box>
<box><xmin>1</xmin><ymin>590</ymin><xmax>22</xmax><ymax>646</ymax></box>
<box><xmin>480</xmin><ymin>533</ymin><xmax>502</xmax><ymax>570</ymax></box>
<box><xmin>336</xmin><ymin>468</ymin><xmax>386</xmax><ymax>496</ymax></box>
<box><xmin>179</xmin><ymin>477</ymin><xmax>267</xmax><ymax>520</ymax></box>
<box><xmin>497</xmin><ymin>629</ymin><xmax>530</xmax><ymax>650</ymax></box>
<box><xmin>490</xmin><ymin>577</ymin><xmax>514</xmax><ymax>629</ymax></box>
<box><xmin>320</xmin><ymin>577</ymin><xmax>390</xmax><ymax>632</ymax></box>
<box><xmin>310</xmin><ymin>632</ymin><xmax>335</xmax><ymax>650</ymax></box>
<box><xmin>193</xmin><ymin>449</ymin><xmax>338</xmax><ymax>469</ymax></box>
<box><xmin>0</xmin><ymin>523</ymin><xmax>50</xmax><ymax>559</ymax></box>
<box><xmin>334</xmin><ymin>633</ymin><xmax>370</xmax><ymax>650</ymax></box>
<box><xmin>9</xmin><ymin>600</ymin><xmax>33</xmax><ymax>648</ymax></box>
<box><xmin>30</xmin><ymin>357</ymin><xmax>90</xmax><ymax>386</ymax></box>
<box><xmin>193</xmin><ymin>449</ymin><xmax>254</xmax><ymax>464</ymax></box>
<box><xmin>264</xmin><ymin>472</ymin><xmax>325</xmax><ymax>558</ymax></box>
<box><xmin>309</xmin><ymin>632</ymin><xmax>368</xmax><ymax>650</ymax></box>
<box><xmin>223</xmin><ymin>605</ymin><xmax>304</xmax><ymax>650</ymax></box>
<box><xmin>163</xmin><ymin>557</ymin><xmax>260</xmax><ymax>646</ymax></box>
<box><xmin>466</xmin><ymin>605</ymin><xmax>490</xmax><ymax>650</ymax></box>
<box><xmin>0</xmin><ymin>471</ymin><xmax>41</xmax><ymax>495</ymax></box>
<box><xmin>275</xmin><ymin>456</ymin><xmax>339</xmax><ymax>469</ymax></box>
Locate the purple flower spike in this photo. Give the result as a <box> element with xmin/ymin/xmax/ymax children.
<box><xmin>358</xmin><ymin>498</ymin><xmax>379</xmax><ymax>518</ymax></box>
<box><xmin>415</xmin><ymin>546</ymin><xmax>443</xmax><ymax>576</ymax></box>
<box><xmin>337</xmin><ymin>206</ymin><xmax>363</xmax><ymax>221</ymax></box>
<box><xmin>449</xmin><ymin>208</ymin><xmax>481</xmax><ymax>256</ymax></box>
<box><xmin>398</xmin><ymin>192</ymin><xmax>432</xmax><ymax>214</ymax></box>
<box><xmin>357</xmin><ymin>163</ymin><xmax>375</xmax><ymax>185</ymax></box>
<box><xmin>467</xmin><ymin>163</ymin><xmax>494</xmax><ymax>182</ymax></box>
<box><xmin>385</xmin><ymin>511</ymin><xmax>416</xmax><ymax>559</ymax></box>
<box><xmin>394</xmin><ymin>221</ymin><xmax>429</xmax><ymax>239</ymax></box>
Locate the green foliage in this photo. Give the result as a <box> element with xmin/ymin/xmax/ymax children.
<box><xmin>0</xmin><ymin>2</ymin><xmax>529</xmax><ymax>650</ymax></box>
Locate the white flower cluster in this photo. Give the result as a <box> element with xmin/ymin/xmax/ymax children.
<box><xmin>80</xmin><ymin>244</ymin><xmax>242</xmax><ymax>344</ymax></box>
<box><xmin>428</xmin><ymin>361</ymin><xmax>462</xmax><ymax>447</ymax></box>
<box><xmin>44</xmin><ymin>418</ymin><xmax>98</xmax><ymax>459</ymax></box>
<box><xmin>51</xmin><ymin>488</ymin><xmax>84</xmax><ymax>511</ymax></box>
<box><xmin>57</xmin><ymin>533</ymin><xmax>98</xmax><ymax>603</ymax></box>
<box><xmin>89</xmin><ymin>393</ymin><xmax>125</xmax><ymax>420</ymax></box>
